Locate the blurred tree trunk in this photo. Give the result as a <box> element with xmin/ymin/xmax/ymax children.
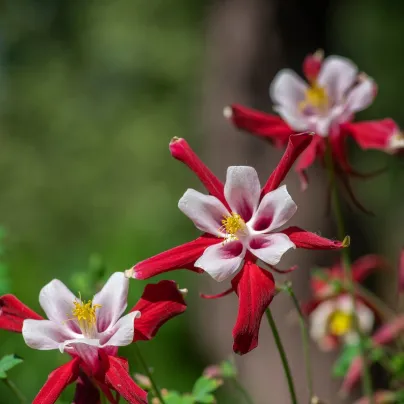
<box><xmin>197</xmin><ymin>0</ymin><xmax>347</xmax><ymax>403</ymax></box>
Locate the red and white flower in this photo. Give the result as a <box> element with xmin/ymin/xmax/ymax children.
<box><xmin>0</xmin><ymin>273</ymin><xmax>187</xmax><ymax>404</ymax></box>
<box><xmin>225</xmin><ymin>51</ymin><xmax>403</xmax><ymax>190</ymax></box>
<box><xmin>126</xmin><ymin>134</ymin><xmax>346</xmax><ymax>355</ymax></box>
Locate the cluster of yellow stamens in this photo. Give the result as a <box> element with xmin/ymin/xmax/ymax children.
<box><xmin>299</xmin><ymin>82</ymin><xmax>329</xmax><ymax>113</ymax></box>
<box><xmin>71</xmin><ymin>295</ymin><xmax>101</xmax><ymax>338</ymax></box>
<box><xmin>220</xmin><ymin>213</ymin><xmax>246</xmax><ymax>241</ymax></box>
<box><xmin>328</xmin><ymin>310</ymin><xmax>353</xmax><ymax>337</ymax></box>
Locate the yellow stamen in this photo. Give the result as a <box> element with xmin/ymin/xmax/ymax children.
<box><xmin>220</xmin><ymin>213</ymin><xmax>245</xmax><ymax>241</ymax></box>
<box><xmin>328</xmin><ymin>310</ymin><xmax>353</xmax><ymax>336</ymax></box>
<box><xmin>71</xmin><ymin>294</ymin><xmax>101</xmax><ymax>338</ymax></box>
<box><xmin>299</xmin><ymin>82</ymin><xmax>329</xmax><ymax>112</ymax></box>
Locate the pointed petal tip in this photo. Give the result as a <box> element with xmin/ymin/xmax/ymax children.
<box><xmin>124</xmin><ymin>268</ymin><xmax>135</xmax><ymax>279</ymax></box>
<box><xmin>223</xmin><ymin>106</ymin><xmax>233</xmax><ymax>119</ymax></box>
<box><xmin>179</xmin><ymin>288</ymin><xmax>188</xmax><ymax>297</ymax></box>
<box><xmin>342</xmin><ymin>235</ymin><xmax>351</xmax><ymax>248</ymax></box>
<box><xmin>169</xmin><ymin>136</ymin><xmax>182</xmax><ymax>145</ymax></box>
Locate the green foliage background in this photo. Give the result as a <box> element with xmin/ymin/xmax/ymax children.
<box><xmin>0</xmin><ymin>0</ymin><xmax>403</xmax><ymax>402</ymax></box>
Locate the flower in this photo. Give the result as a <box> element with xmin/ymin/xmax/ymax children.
<box><xmin>354</xmin><ymin>391</ymin><xmax>397</xmax><ymax>404</ymax></box>
<box><xmin>303</xmin><ymin>255</ymin><xmax>387</xmax><ymax>350</ymax></box>
<box><xmin>126</xmin><ymin>134</ymin><xmax>346</xmax><ymax>355</ymax></box>
<box><xmin>0</xmin><ymin>273</ymin><xmax>187</xmax><ymax>404</ymax></box>
<box><xmin>225</xmin><ymin>51</ymin><xmax>403</xmax><ymax>190</ymax></box>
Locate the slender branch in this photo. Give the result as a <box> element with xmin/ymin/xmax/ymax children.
<box><xmin>324</xmin><ymin>142</ymin><xmax>374</xmax><ymax>403</ymax></box>
<box><xmin>132</xmin><ymin>344</ymin><xmax>166</xmax><ymax>404</ymax></box>
<box><xmin>3</xmin><ymin>378</ymin><xmax>27</xmax><ymax>404</ymax></box>
<box><xmin>283</xmin><ymin>282</ymin><xmax>314</xmax><ymax>400</ymax></box>
<box><xmin>232</xmin><ymin>378</ymin><xmax>255</xmax><ymax>404</ymax></box>
<box><xmin>265</xmin><ymin>308</ymin><xmax>298</xmax><ymax>404</ymax></box>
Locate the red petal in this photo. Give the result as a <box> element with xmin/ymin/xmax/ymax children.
<box><xmin>131</xmin><ymin>235</ymin><xmax>221</xmax><ymax>279</ymax></box>
<box><xmin>132</xmin><ymin>280</ymin><xmax>187</xmax><ymax>341</ymax></box>
<box><xmin>372</xmin><ymin>316</ymin><xmax>404</xmax><ymax>345</ymax></box>
<box><xmin>200</xmin><ymin>287</ymin><xmax>233</xmax><ymax>299</ymax></box>
<box><xmin>302</xmin><ymin>50</ymin><xmax>323</xmax><ymax>82</ymax></box>
<box><xmin>341</xmin><ymin>356</ymin><xmax>363</xmax><ymax>395</ymax></box>
<box><xmin>301</xmin><ymin>298</ymin><xmax>323</xmax><ymax>316</ymax></box>
<box><xmin>399</xmin><ymin>249</ymin><xmax>404</xmax><ymax>294</ymax></box>
<box><xmin>103</xmin><ymin>355</ymin><xmax>148</xmax><ymax>404</ymax></box>
<box><xmin>281</xmin><ymin>226</ymin><xmax>345</xmax><ymax>250</ymax></box>
<box><xmin>73</xmin><ymin>372</ymin><xmax>101</xmax><ymax>404</ymax></box>
<box><xmin>231</xmin><ymin>261</ymin><xmax>276</xmax><ymax>355</ymax></box>
<box><xmin>224</xmin><ymin>104</ymin><xmax>292</xmax><ymax>146</ymax></box>
<box><xmin>261</xmin><ymin>133</ymin><xmax>313</xmax><ymax>196</ymax></box>
<box><xmin>169</xmin><ymin>138</ymin><xmax>227</xmax><ymax>206</ymax></box>
<box><xmin>0</xmin><ymin>295</ymin><xmax>42</xmax><ymax>333</ymax></box>
<box><xmin>342</xmin><ymin>119</ymin><xmax>398</xmax><ymax>150</ymax></box>
<box><xmin>351</xmin><ymin>255</ymin><xmax>389</xmax><ymax>283</ymax></box>
<box><xmin>33</xmin><ymin>357</ymin><xmax>81</xmax><ymax>404</ymax></box>
<box><xmin>295</xmin><ymin>135</ymin><xmax>325</xmax><ymax>191</ymax></box>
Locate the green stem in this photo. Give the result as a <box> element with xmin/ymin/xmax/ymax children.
<box><xmin>283</xmin><ymin>283</ymin><xmax>314</xmax><ymax>401</ymax></box>
<box><xmin>3</xmin><ymin>378</ymin><xmax>27</xmax><ymax>404</ymax></box>
<box><xmin>324</xmin><ymin>142</ymin><xmax>374</xmax><ymax>403</ymax></box>
<box><xmin>232</xmin><ymin>378</ymin><xmax>255</xmax><ymax>404</ymax></box>
<box><xmin>133</xmin><ymin>344</ymin><xmax>165</xmax><ymax>404</ymax></box>
<box><xmin>265</xmin><ymin>308</ymin><xmax>298</xmax><ymax>404</ymax></box>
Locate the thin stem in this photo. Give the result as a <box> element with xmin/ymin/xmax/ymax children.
<box><xmin>232</xmin><ymin>378</ymin><xmax>255</xmax><ymax>404</ymax></box>
<box><xmin>100</xmin><ymin>391</ymin><xmax>107</xmax><ymax>404</ymax></box>
<box><xmin>283</xmin><ymin>283</ymin><xmax>314</xmax><ymax>400</ymax></box>
<box><xmin>133</xmin><ymin>344</ymin><xmax>165</xmax><ymax>404</ymax></box>
<box><xmin>265</xmin><ymin>308</ymin><xmax>298</xmax><ymax>404</ymax></box>
<box><xmin>324</xmin><ymin>142</ymin><xmax>374</xmax><ymax>403</ymax></box>
<box><xmin>3</xmin><ymin>378</ymin><xmax>27</xmax><ymax>404</ymax></box>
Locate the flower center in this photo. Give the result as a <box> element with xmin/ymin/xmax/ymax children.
<box><xmin>72</xmin><ymin>297</ymin><xmax>101</xmax><ymax>338</ymax></box>
<box><xmin>299</xmin><ymin>82</ymin><xmax>329</xmax><ymax>113</ymax></box>
<box><xmin>328</xmin><ymin>310</ymin><xmax>353</xmax><ymax>337</ymax></box>
<box><xmin>220</xmin><ymin>213</ymin><xmax>246</xmax><ymax>241</ymax></box>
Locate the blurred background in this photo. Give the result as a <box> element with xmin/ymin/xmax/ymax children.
<box><xmin>0</xmin><ymin>0</ymin><xmax>403</xmax><ymax>402</ymax></box>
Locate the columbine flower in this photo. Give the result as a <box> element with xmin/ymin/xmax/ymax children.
<box><xmin>225</xmin><ymin>51</ymin><xmax>403</xmax><ymax>190</ymax></box>
<box><xmin>126</xmin><ymin>134</ymin><xmax>346</xmax><ymax>355</ymax></box>
<box><xmin>303</xmin><ymin>255</ymin><xmax>387</xmax><ymax>350</ymax></box>
<box><xmin>354</xmin><ymin>391</ymin><xmax>397</xmax><ymax>404</ymax></box>
<box><xmin>0</xmin><ymin>273</ymin><xmax>187</xmax><ymax>404</ymax></box>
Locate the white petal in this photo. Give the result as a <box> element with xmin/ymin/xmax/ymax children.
<box><xmin>39</xmin><ymin>280</ymin><xmax>79</xmax><ymax>333</ymax></box>
<box><xmin>22</xmin><ymin>319</ymin><xmax>75</xmax><ymax>350</ymax></box>
<box><xmin>179</xmin><ymin>189</ymin><xmax>229</xmax><ymax>237</ymax></box>
<box><xmin>309</xmin><ymin>300</ymin><xmax>335</xmax><ymax>341</ymax></box>
<box><xmin>249</xmin><ymin>185</ymin><xmax>297</xmax><ymax>233</ymax></box>
<box><xmin>60</xmin><ymin>338</ymin><xmax>101</xmax><ymax>372</ymax></box>
<box><xmin>248</xmin><ymin>233</ymin><xmax>295</xmax><ymax>266</ymax></box>
<box><xmin>224</xmin><ymin>166</ymin><xmax>261</xmax><ymax>222</ymax></box>
<box><xmin>345</xmin><ymin>78</ymin><xmax>375</xmax><ymax>113</ymax></box>
<box><xmin>274</xmin><ymin>105</ymin><xmax>309</xmax><ymax>132</ymax></box>
<box><xmin>100</xmin><ymin>311</ymin><xmax>140</xmax><ymax>347</ymax></box>
<box><xmin>93</xmin><ymin>272</ymin><xmax>129</xmax><ymax>332</ymax></box>
<box><xmin>195</xmin><ymin>241</ymin><xmax>244</xmax><ymax>282</ymax></box>
<box><xmin>317</xmin><ymin>56</ymin><xmax>358</xmax><ymax>104</ymax></box>
<box><xmin>270</xmin><ymin>69</ymin><xmax>308</xmax><ymax>109</ymax></box>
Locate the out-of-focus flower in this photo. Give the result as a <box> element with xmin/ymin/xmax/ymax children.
<box><xmin>303</xmin><ymin>255</ymin><xmax>387</xmax><ymax>350</ymax></box>
<box><xmin>126</xmin><ymin>134</ymin><xmax>346</xmax><ymax>355</ymax></box>
<box><xmin>341</xmin><ymin>316</ymin><xmax>404</xmax><ymax>395</ymax></box>
<box><xmin>225</xmin><ymin>51</ymin><xmax>403</xmax><ymax>190</ymax></box>
<box><xmin>398</xmin><ymin>248</ymin><xmax>404</xmax><ymax>294</ymax></box>
<box><xmin>354</xmin><ymin>390</ymin><xmax>397</xmax><ymax>404</ymax></box>
<box><xmin>0</xmin><ymin>274</ymin><xmax>187</xmax><ymax>404</ymax></box>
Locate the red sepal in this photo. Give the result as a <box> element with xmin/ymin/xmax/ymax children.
<box><xmin>231</xmin><ymin>261</ymin><xmax>276</xmax><ymax>355</ymax></box>
<box><xmin>225</xmin><ymin>104</ymin><xmax>292</xmax><ymax>147</ymax></box>
<box><xmin>103</xmin><ymin>355</ymin><xmax>148</xmax><ymax>404</ymax></box>
<box><xmin>132</xmin><ymin>235</ymin><xmax>220</xmax><ymax>279</ymax></box>
<box><xmin>169</xmin><ymin>137</ymin><xmax>227</xmax><ymax>206</ymax></box>
<box><xmin>351</xmin><ymin>255</ymin><xmax>389</xmax><ymax>283</ymax></box>
<box><xmin>200</xmin><ymin>287</ymin><xmax>233</xmax><ymax>299</ymax></box>
<box><xmin>33</xmin><ymin>357</ymin><xmax>81</xmax><ymax>404</ymax></box>
<box><xmin>0</xmin><ymin>294</ymin><xmax>42</xmax><ymax>333</ymax></box>
<box><xmin>302</xmin><ymin>50</ymin><xmax>323</xmax><ymax>82</ymax></box>
<box><xmin>73</xmin><ymin>372</ymin><xmax>101</xmax><ymax>404</ymax></box>
<box><xmin>132</xmin><ymin>280</ymin><xmax>187</xmax><ymax>341</ymax></box>
<box><xmin>261</xmin><ymin>133</ymin><xmax>313</xmax><ymax>196</ymax></box>
<box><xmin>281</xmin><ymin>226</ymin><xmax>344</xmax><ymax>250</ymax></box>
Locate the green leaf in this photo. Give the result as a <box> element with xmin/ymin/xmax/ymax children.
<box><xmin>332</xmin><ymin>344</ymin><xmax>361</xmax><ymax>378</ymax></box>
<box><xmin>219</xmin><ymin>359</ymin><xmax>237</xmax><ymax>378</ymax></box>
<box><xmin>192</xmin><ymin>376</ymin><xmax>221</xmax><ymax>403</ymax></box>
<box><xmin>0</xmin><ymin>355</ymin><xmax>23</xmax><ymax>379</ymax></box>
<box><xmin>163</xmin><ymin>392</ymin><xmax>194</xmax><ymax>404</ymax></box>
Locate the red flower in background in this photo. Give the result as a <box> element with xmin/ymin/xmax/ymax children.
<box><xmin>303</xmin><ymin>255</ymin><xmax>388</xmax><ymax>351</ymax></box>
<box><xmin>126</xmin><ymin>134</ymin><xmax>346</xmax><ymax>355</ymax></box>
<box><xmin>225</xmin><ymin>51</ymin><xmax>404</xmax><ymax>192</ymax></box>
<box><xmin>0</xmin><ymin>275</ymin><xmax>187</xmax><ymax>404</ymax></box>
